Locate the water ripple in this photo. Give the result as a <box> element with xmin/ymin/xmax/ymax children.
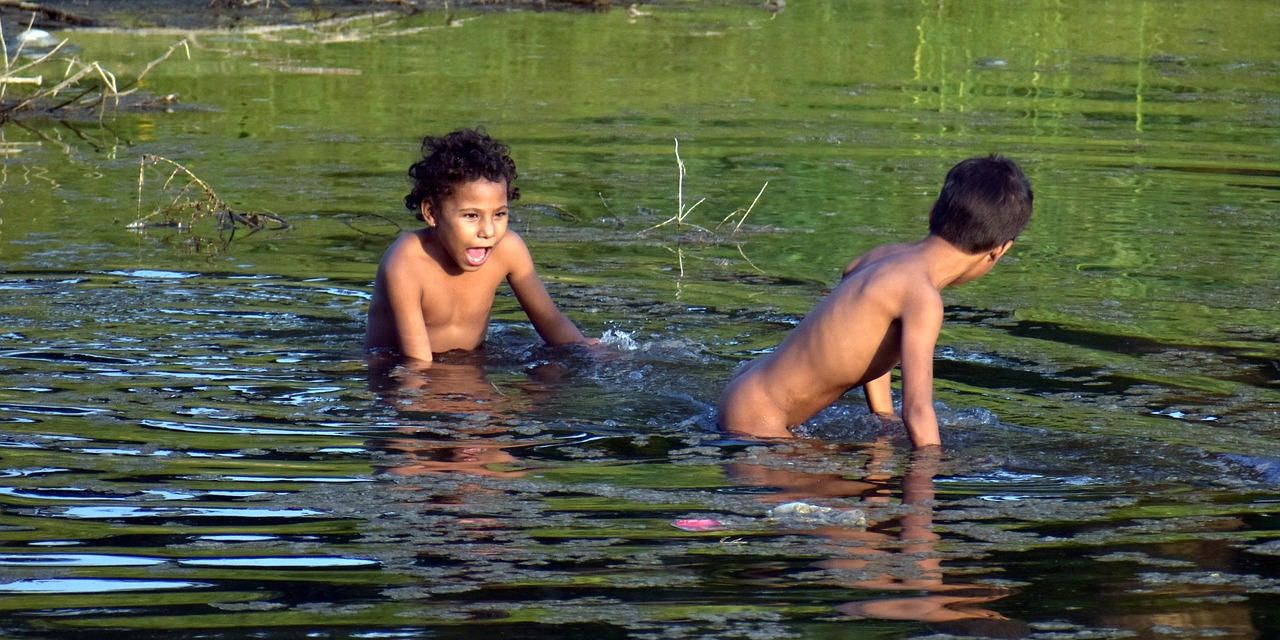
<box><xmin>0</xmin><ymin>402</ymin><xmax>114</xmax><ymax>416</ymax></box>
<box><xmin>0</xmin><ymin>554</ymin><xmax>165</xmax><ymax>567</ymax></box>
<box><xmin>177</xmin><ymin>556</ymin><xmax>379</xmax><ymax>569</ymax></box>
<box><xmin>0</xmin><ymin>578</ymin><xmax>212</xmax><ymax>594</ymax></box>
<box><xmin>55</xmin><ymin>506</ymin><xmax>327</xmax><ymax>520</ymax></box>
<box><xmin>140</xmin><ymin>418</ymin><xmax>362</xmax><ymax>437</ymax></box>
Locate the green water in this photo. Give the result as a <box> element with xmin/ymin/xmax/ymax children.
<box><xmin>1</xmin><ymin>1</ymin><xmax>1278</xmax><ymax>638</ymax></box>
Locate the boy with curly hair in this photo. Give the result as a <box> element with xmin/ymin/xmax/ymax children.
<box><xmin>365</xmin><ymin>128</ymin><xmax>593</xmax><ymax>363</ymax></box>
<box><xmin>717</xmin><ymin>155</ymin><xmax>1033</xmax><ymax>449</ymax></box>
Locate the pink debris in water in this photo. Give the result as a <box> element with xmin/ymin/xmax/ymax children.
<box><xmin>671</xmin><ymin>518</ymin><xmax>727</xmax><ymax>532</ymax></box>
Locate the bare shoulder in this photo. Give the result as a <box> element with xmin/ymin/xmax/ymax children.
<box><xmin>902</xmin><ymin>277</ymin><xmax>944</xmax><ymax>311</ymax></box>
<box><xmin>836</xmin><ymin>250</ymin><xmax>943</xmax><ymax>325</ymax></box>
<box><xmin>384</xmin><ymin>230</ymin><xmax>430</xmax><ymax>263</ymax></box>
<box><xmin>378</xmin><ymin>230</ymin><xmax>443</xmax><ymax>290</ymax></box>
<box><xmin>498</xmin><ymin>228</ymin><xmax>530</xmax><ymax>254</ymax></box>
<box><xmin>843</xmin><ymin>241</ymin><xmax>918</xmax><ymax>279</ymax></box>
<box><xmin>495</xmin><ymin>229</ymin><xmax>536</xmax><ymax>274</ymax></box>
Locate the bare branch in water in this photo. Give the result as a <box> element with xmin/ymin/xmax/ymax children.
<box><xmin>719</xmin><ymin>181</ymin><xmax>768</xmax><ymax>234</ymax></box>
<box><xmin>1</xmin><ymin>18</ymin><xmax>188</xmax><ymax>121</ymax></box>
<box><xmin>131</xmin><ymin>154</ymin><xmax>287</xmax><ymax>255</ymax></box>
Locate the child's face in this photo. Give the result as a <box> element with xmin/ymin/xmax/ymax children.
<box><xmin>422</xmin><ymin>179</ymin><xmax>510</xmax><ymax>272</ymax></box>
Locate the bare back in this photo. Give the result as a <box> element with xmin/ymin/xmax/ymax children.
<box><xmin>718</xmin><ymin>241</ymin><xmax>944</xmax><ymax>437</ymax></box>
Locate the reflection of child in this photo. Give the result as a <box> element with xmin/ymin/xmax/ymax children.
<box><xmin>365</xmin><ymin>128</ymin><xmax>594</xmax><ymax>364</ymax></box>
<box><xmin>718</xmin><ymin>155</ymin><xmax>1033</xmax><ymax>448</ymax></box>
<box><xmin>367</xmin><ymin>354</ymin><xmax>518</xmax><ymax>415</ymax></box>
<box><xmin>379</xmin><ymin>436</ymin><xmax>531</xmax><ymax>478</ymax></box>
<box><xmin>730</xmin><ymin>441</ymin><xmax>1029</xmax><ymax>635</ymax></box>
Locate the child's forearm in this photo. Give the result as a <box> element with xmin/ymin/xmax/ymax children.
<box><xmin>535</xmin><ymin>312</ymin><xmax>590</xmax><ymax>346</ymax></box>
<box><xmin>390</xmin><ymin>322</ymin><xmax>434</xmax><ymax>364</ymax></box>
<box><xmin>864</xmin><ymin>372</ymin><xmax>894</xmax><ymax>414</ymax></box>
<box><xmin>902</xmin><ymin>403</ymin><xmax>941</xmax><ymax>449</ymax></box>
<box><xmin>399</xmin><ymin>348</ymin><xmax>434</xmax><ymax>366</ymax></box>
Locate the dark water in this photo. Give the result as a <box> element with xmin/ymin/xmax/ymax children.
<box><xmin>1</xmin><ymin>1</ymin><xmax>1278</xmax><ymax>638</ymax></box>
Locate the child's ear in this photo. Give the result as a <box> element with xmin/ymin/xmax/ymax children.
<box><xmin>419</xmin><ymin>201</ymin><xmax>435</xmax><ymax>226</ymax></box>
<box><xmin>990</xmin><ymin>240</ymin><xmax>1014</xmax><ymax>262</ymax></box>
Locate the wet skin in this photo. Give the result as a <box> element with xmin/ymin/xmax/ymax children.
<box><xmin>365</xmin><ymin>178</ymin><xmax>590</xmax><ymax>364</ymax></box>
<box><xmin>717</xmin><ymin>236</ymin><xmax>1009</xmax><ymax>448</ymax></box>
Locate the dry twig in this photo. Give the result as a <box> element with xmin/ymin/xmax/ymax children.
<box><xmin>637</xmin><ymin>138</ymin><xmax>769</xmax><ymax>277</ymax></box>
<box><xmin>1</xmin><ymin>18</ymin><xmax>189</xmax><ymax>119</ymax></box>
<box><xmin>131</xmin><ymin>153</ymin><xmax>286</xmax><ymax>240</ymax></box>
<box><xmin>640</xmin><ymin>138</ymin><xmax>708</xmax><ymax>235</ymax></box>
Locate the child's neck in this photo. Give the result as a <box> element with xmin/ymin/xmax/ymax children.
<box><xmin>919</xmin><ymin>235</ymin><xmax>994</xmax><ymax>291</ymax></box>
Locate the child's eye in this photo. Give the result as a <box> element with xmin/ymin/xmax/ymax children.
<box><xmin>495</xmin><ymin>211</ymin><xmax>508</xmax><ymax>219</ymax></box>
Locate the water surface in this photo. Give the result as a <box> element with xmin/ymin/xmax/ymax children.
<box><xmin>1</xmin><ymin>1</ymin><xmax>1278</xmax><ymax>638</ymax></box>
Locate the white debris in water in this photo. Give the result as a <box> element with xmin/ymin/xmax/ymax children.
<box><xmin>15</xmin><ymin>29</ymin><xmax>59</xmax><ymax>48</ymax></box>
<box><xmin>766</xmin><ymin>502</ymin><xmax>866</xmax><ymax>528</ymax></box>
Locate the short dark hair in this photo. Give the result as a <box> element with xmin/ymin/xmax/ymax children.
<box><xmin>404</xmin><ymin>128</ymin><xmax>520</xmax><ymax>221</ymax></box>
<box><xmin>928</xmin><ymin>154</ymin><xmax>1033</xmax><ymax>253</ymax></box>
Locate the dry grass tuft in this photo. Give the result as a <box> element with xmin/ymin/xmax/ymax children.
<box><xmin>638</xmin><ymin>138</ymin><xmax>768</xmax><ymax>277</ymax></box>
<box><xmin>130</xmin><ymin>153</ymin><xmax>286</xmax><ymax>253</ymax></box>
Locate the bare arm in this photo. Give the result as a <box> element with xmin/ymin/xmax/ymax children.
<box><xmin>848</xmin><ymin>244</ymin><xmax>915</xmax><ymax>416</ymax></box>
<box><xmin>381</xmin><ymin>238</ymin><xmax>435</xmax><ymax>364</ymax></box>
<box><xmin>898</xmin><ymin>292</ymin><xmax>943</xmax><ymax>449</ymax></box>
<box><xmin>863</xmin><ymin>371</ymin><xmax>895</xmax><ymax>415</ymax></box>
<box><xmin>504</xmin><ymin>233</ymin><xmax>590</xmax><ymax>346</ymax></box>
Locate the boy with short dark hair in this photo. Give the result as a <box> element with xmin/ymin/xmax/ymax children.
<box><xmin>717</xmin><ymin>154</ymin><xmax>1033</xmax><ymax>449</ymax></box>
<box><xmin>365</xmin><ymin>128</ymin><xmax>593</xmax><ymax>363</ymax></box>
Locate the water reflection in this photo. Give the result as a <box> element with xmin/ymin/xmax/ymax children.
<box><xmin>728</xmin><ymin>441</ymin><xmax>1030</xmax><ymax>638</ymax></box>
<box><xmin>1091</xmin><ymin>539</ymin><xmax>1270</xmax><ymax>639</ymax></box>
<box><xmin>0</xmin><ymin>0</ymin><xmax>1277</xmax><ymax>636</ymax></box>
<box><xmin>364</xmin><ymin>345</ymin><xmax>587</xmax><ymax>415</ymax></box>
<box><xmin>367</xmin><ymin>352</ymin><xmax>537</xmax><ymax>478</ymax></box>
<box><xmin>367</xmin><ymin>352</ymin><xmax>518</xmax><ymax>416</ymax></box>
<box><xmin>376</xmin><ymin>433</ymin><xmax>535</xmax><ymax>479</ymax></box>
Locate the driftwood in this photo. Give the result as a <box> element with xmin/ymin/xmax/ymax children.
<box><xmin>0</xmin><ymin>1</ymin><xmax>95</xmax><ymax>26</ymax></box>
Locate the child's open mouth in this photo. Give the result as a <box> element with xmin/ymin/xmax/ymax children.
<box><xmin>464</xmin><ymin>247</ymin><xmax>490</xmax><ymax>266</ymax></box>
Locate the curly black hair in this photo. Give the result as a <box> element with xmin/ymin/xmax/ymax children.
<box><xmin>404</xmin><ymin>128</ymin><xmax>520</xmax><ymax>221</ymax></box>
